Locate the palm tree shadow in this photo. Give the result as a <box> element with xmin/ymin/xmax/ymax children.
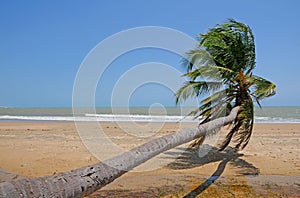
<box><xmin>165</xmin><ymin>145</ymin><xmax>259</xmax><ymax>197</ymax></box>
<box><xmin>183</xmin><ymin>158</ymin><xmax>230</xmax><ymax>198</ymax></box>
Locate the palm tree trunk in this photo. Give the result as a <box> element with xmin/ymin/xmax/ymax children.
<box><xmin>0</xmin><ymin>107</ymin><xmax>239</xmax><ymax>198</ymax></box>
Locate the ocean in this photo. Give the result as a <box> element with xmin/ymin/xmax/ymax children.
<box><xmin>0</xmin><ymin>106</ymin><xmax>299</xmax><ymax>123</ymax></box>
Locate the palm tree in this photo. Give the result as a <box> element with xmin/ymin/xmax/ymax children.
<box><xmin>0</xmin><ymin>19</ymin><xmax>275</xmax><ymax>197</ymax></box>
<box><xmin>176</xmin><ymin>19</ymin><xmax>276</xmax><ymax>150</ymax></box>
<box><xmin>0</xmin><ymin>107</ymin><xmax>240</xmax><ymax>197</ymax></box>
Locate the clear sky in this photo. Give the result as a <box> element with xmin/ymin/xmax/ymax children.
<box><xmin>0</xmin><ymin>0</ymin><xmax>299</xmax><ymax>107</ymax></box>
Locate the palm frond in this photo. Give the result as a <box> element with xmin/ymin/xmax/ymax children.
<box><xmin>218</xmin><ymin>95</ymin><xmax>254</xmax><ymax>151</ymax></box>
<box><xmin>201</xmin><ymin>87</ymin><xmax>235</xmax><ymax>104</ymax></box>
<box><xmin>218</xmin><ymin>121</ymin><xmax>242</xmax><ymax>151</ymax></box>
<box><xmin>181</xmin><ymin>49</ymin><xmax>215</xmax><ymax>72</ymax></box>
<box><xmin>184</xmin><ymin>65</ymin><xmax>235</xmax><ymax>82</ymax></box>
<box><xmin>188</xmin><ymin>88</ymin><xmax>234</xmax><ymax>119</ymax></box>
<box><xmin>175</xmin><ymin>81</ymin><xmax>222</xmax><ymax>104</ymax></box>
<box><xmin>233</xmin><ymin>96</ymin><xmax>254</xmax><ymax>150</ymax></box>
<box><xmin>189</xmin><ymin>136</ymin><xmax>206</xmax><ymax>148</ymax></box>
<box><xmin>189</xmin><ymin>98</ymin><xmax>234</xmax><ymax>149</ymax></box>
<box><xmin>198</xmin><ymin>19</ymin><xmax>256</xmax><ymax>74</ymax></box>
<box><xmin>176</xmin><ymin>19</ymin><xmax>276</xmax><ymax>151</ymax></box>
<box><xmin>251</xmin><ymin>75</ymin><xmax>276</xmax><ymax>100</ymax></box>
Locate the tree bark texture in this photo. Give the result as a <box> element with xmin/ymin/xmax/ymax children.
<box><xmin>0</xmin><ymin>107</ymin><xmax>240</xmax><ymax>198</ymax></box>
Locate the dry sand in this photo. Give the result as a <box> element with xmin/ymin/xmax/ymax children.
<box><xmin>0</xmin><ymin>122</ymin><xmax>299</xmax><ymax>197</ymax></box>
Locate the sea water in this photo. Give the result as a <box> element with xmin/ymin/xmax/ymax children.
<box><xmin>0</xmin><ymin>106</ymin><xmax>299</xmax><ymax>123</ymax></box>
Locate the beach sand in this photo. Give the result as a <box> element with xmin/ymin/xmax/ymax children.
<box><xmin>0</xmin><ymin>122</ymin><xmax>299</xmax><ymax>197</ymax></box>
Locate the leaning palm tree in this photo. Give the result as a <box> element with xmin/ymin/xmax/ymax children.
<box><xmin>0</xmin><ymin>107</ymin><xmax>240</xmax><ymax>197</ymax></box>
<box><xmin>0</xmin><ymin>19</ymin><xmax>275</xmax><ymax>197</ymax></box>
<box><xmin>176</xmin><ymin>19</ymin><xmax>276</xmax><ymax>150</ymax></box>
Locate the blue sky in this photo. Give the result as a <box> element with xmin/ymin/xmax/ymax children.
<box><xmin>0</xmin><ymin>0</ymin><xmax>299</xmax><ymax>107</ymax></box>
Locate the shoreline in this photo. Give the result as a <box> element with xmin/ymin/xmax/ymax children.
<box><xmin>1</xmin><ymin>119</ymin><xmax>300</xmax><ymax>124</ymax></box>
<box><xmin>0</xmin><ymin>122</ymin><xmax>299</xmax><ymax>196</ymax></box>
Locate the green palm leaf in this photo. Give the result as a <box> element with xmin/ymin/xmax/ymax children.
<box><xmin>182</xmin><ymin>49</ymin><xmax>215</xmax><ymax>72</ymax></box>
<box><xmin>176</xmin><ymin>19</ymin><xmax>276</xmax><ymax>151</ymax></box>
<box><xmin>184</xmin><ymin>65</ymin><xmax>234</xmax><ymax>82</ymax></box>
<box><xmin>251</xmin><ymin>75</ymin><xmax>276</xmax><ymax>100</ymax></box>
<box><xmin>175</xmin><ymin>81</ymin><xmax>222</xmax><ymax>104</ymax></box>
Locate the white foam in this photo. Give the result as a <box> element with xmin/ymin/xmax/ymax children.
<box><xmin>1</xmin><ymin>115</ymin><xmax>299</xmax><ymax>123</ymax></box>
<box><xmin>0</xmin><ymin>114</ymin><xmax>195</xmax><ymax>123</ymax></box>
<box><xmin>254</xmin><ymin>116</ymin><xmax>300</xmax><ymax>123</ymax></box>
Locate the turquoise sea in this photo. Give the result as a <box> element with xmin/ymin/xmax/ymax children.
<box><xmin>0</xmin><ymin>106</ymin><xmax>299</xmax><ymax>123</ymax></box>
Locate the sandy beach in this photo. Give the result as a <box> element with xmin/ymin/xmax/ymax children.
<box><xmin>0</xmin><ymin>122</ymin><xmax>299</xmax><ymax>197</ymax></box>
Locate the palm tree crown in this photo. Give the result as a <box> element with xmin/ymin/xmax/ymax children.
<box><xmin>176</xmin><ymin>19</ymin><xmax>276</xmax><ymax>151</ymax></box>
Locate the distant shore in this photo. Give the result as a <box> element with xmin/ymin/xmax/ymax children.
<box><xmin>0</xmin><ymin>122</ymin><xmax>299</xmax><ymax>197</ymax></box>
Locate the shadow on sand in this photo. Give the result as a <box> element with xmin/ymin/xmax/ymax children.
<box><xmin>165</xmin><ymin>145</ymin><xmax>259</xmax><ymax>197</ymax></box>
